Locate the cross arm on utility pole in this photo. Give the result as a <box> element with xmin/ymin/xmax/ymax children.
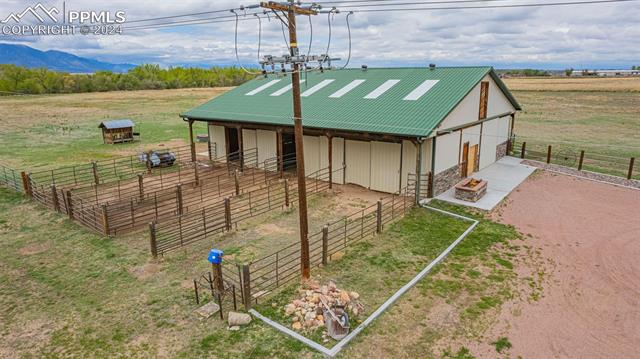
<box><xmin>260</xmin><ymin>1</ymin><xmax>318</xmax><ymax>16</ymax></box>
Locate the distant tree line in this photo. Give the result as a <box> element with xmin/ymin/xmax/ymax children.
<box><xmin>0</xmin><ymin>64</ymin><xmax>254</xmax><ymax>95</ymax></box>
<box><xmin>500</xmin><ymin>69</ymin><xmax>551</xmax><ymax>77</ymax></box>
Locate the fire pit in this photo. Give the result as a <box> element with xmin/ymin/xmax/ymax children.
<box><xmin>454</xmin><ymin>177</ymin><xmax>488</xmax><ymax>202</ymax></box>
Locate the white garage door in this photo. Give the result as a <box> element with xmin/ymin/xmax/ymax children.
<box><xmin>256</xmin><ymin>130</ymin><xmax>277</xmax><ymax>167</ymax></box>
<box><xmin>303</xmin><ymin>135</ymin><xmax>321</xmax><ymax>176</ymax></box>
<box><xmin>345</xmin><ymin>140</ymin><xmax>371</xmax><ymax>188</ymax></box>
<box><xmin>371</xmin><ymin>141</ymin><xmax>401</xmax><ymax>193</ymax></box>
<box><xmin>209</xmin><ymin>125</ymin><xmax>226</xmax><ymax>160</ymax></box>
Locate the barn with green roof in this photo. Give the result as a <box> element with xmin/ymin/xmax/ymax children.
<box><xmin>182</xmin><ymin>66</ymin><xmax>520</xmax><ymax>196</ymax></box>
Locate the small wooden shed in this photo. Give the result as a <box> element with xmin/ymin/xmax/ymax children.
<box><xmin>99</xmin><ymin>119</ymin><xmax>136</xmax><ymax>144</ymax></box>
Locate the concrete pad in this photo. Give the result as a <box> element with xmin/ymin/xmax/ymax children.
<box><xmin>435</xmin><ymin>156</ymin><xmax>536</xmax><ymax>211</ymax></box>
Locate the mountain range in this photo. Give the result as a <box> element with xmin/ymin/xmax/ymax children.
<box><xmin>0</xmin><ymin>43</ymin><xmax>136</xmax><ymax>73</ymax></box>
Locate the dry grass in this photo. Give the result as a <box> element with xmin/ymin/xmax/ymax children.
<box><xmin>503</xmin><ymin>76</ymin><xmax>640</xmax><ymax>92</ymax></box>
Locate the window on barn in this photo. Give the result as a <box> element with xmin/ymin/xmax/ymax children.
<box><xmin>479</xmin><ymin>81</ymin><xmax>489</xmax><ymax>120</ymax></box>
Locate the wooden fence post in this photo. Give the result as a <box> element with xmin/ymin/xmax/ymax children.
<box><xmin>427</xmin><ymin>171</ymin><xmax>434</xmax><ymax>198</ymax></box>
<box><xmin>176</xmin><ymin>184</ymin><xmax>184</xmax><ymax>216</ymax></box>
<box><xmin>138</xmin><ymin>174</ymin><xmax>144</xmax><ymax>200</ymax></box>
<box><xmin>20</xmin><ymin>171</ymin><xmax>31</xmax><ymax>197</ymax></box>
<box><xmin>51</xmin><ymin>185</ymin><xmax>60</xmax><ymax>212</ymax></box>
<box><xmin>376</xmin><ymin>200</ymin><xmax>383</xmax><ymax>234</ymax></box>
<box><xmin>628</xmin><ymin>157</ymin><xmax>635</xmax><ymax>180</ymax></box>
<box><xmin>92</xmin><ymin>161</ymin><xmax>99</xmax><ymax>185</ymax></box>
<box><xmin>578</xmin><ymin>150</ymin><xmax>585</xmax><ymax>171</ymax></box>
<box><xmin>149</xmin><ymin>222</ymin><xmax>158</xmax><ymax>258</ymax></box>
<box><xmin>322</xmin><ymin>225</ymin><xmax>329</xmax><ymax>266</ymax></box>
<box><xmin>234</xmin><ymin>170</ymin><xmax>240</xmax><ymax>195</ymax></box>
<box><xmin>101</xmin><ymin>204</ymin><xmax>110</xmax><ymax>236</ymax></box>
<box><xmin>520</xmin><ymin>142</ymin><xmax>526</xmax><ymax>159</ymax></box>
<box><xmin>242</xmin><ymin>264</ymin><xmax>251</xmax><ymax>310</ymax></box>
<box><xmin>66</xmin><ymin>190</ymin><xmax>74</xmax><ymax>220</ymax></box>
<box><xmin>224</xmin><ymin>197</ymin><xmax>232</xmax><ymax>231</ymax></box>
<box><xmin>546</xmin><ymin>145</ymin><xmax>552</xmax><ymax>164</ymax></box>
<box><xmin>284</xmin><ymin>179</ymin><xmax>290</xmax><ymax>207</ymax></box>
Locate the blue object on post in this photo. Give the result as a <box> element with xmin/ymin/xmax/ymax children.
<box><xmin>208</xmin><ymin>249</ymin><xmax>224</xmax><ymax>264</ymax></box>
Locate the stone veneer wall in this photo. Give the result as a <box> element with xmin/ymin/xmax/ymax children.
<box><xmin>433</xmin><ymin>164</ymin><xmax>462</xmax><ymax>196</ymax></box>
<box><xmin>496</xmin><ymin>141</ymin><xmax>508</xmax><ymax>161</ymax></box>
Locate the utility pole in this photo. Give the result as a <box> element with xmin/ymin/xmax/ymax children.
<box><xmin>260</xmin><ymin>1</ymin><xmax>319</xmax><ymax>279</ymax></box>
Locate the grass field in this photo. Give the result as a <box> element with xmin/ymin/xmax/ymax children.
<box><xmin>0</xmin><ymin>76</ymin><xmax>637</xmax><ymax>358</ymax></box>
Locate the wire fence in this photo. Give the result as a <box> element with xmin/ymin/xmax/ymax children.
<box><xmin>150</xmin><ymin>165</ymin><xmax>345</xmax><ymax>256</ymax></box>
<box><xmin>511</xmin><ymin>139</ymin><xmax>638</xmax><ymax>180</ymax></box>
<box><xmin>224</xmin><ymin>184</ymin><xmax>415</xmax><ymax>307</ymax></box>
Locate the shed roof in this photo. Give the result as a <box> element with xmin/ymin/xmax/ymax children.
<box><xmin>182</xmin><ymin>67</ymin><xmax>520</xmax><ymax>138</ymax></box>
<box><xmin>99</xmin><ymin>119</ymin><xmax>135</xmax><ymax>129</ymax></box>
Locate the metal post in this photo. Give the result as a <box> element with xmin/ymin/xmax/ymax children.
<box><xmin>546</xmin><ymin>145</ymin><xmax>552</xmax><ymax>164</ymax></box>
<box><xmin>234</xmin><ymin>170</ymin><xmax>240</xmax><ymax>195</ymax></box>
<box><xmin>51</xmin><ymin>185</ymin><xmax>60</xmax><ymax>212</ymax></box>
<box><xmin>194</xmin><ymin>279</ymin><xmax>200</xmax><ymax>304</ymax></box>
<box><xmin>284</xmin><ymin>179</ymin><xmax>290</xmax><ymax>207</ymax></box>
<box><xmin>376</xmin><ymin>200</ymin><xmax>383</xmax><ymax>234</ymax></box>
<box><xmin>578</xmin><ymin>150</ymin><xmax>585</xmax><ymax>171</ymax></box>
<box><xmin>66</xmin><ymin>190</ymin><xmax>74</xmax><ymax>220</ymax></box>
<box><xmin>92</xmin><ymin>161</ymin><xmax>99</xmax><ymax>185</ymax></box>
<box><xmin>322</xmin><ymin>225</ymin><xmax>329</xmax><ymax>266</ymax></box>
<box><xmin>188</xmin><ymin>119</ymin><xmax>196</xmax><ymax>163</ymax></box>
<box><xmin>176</xmin><ymin>184</ymin><xmax>184</xmax><ymax>216</ymax></box>
<box><xmin>224</xmin><ymin>197</ymin><xmax>232</xmax><ymax>231</ymax></box>
<box><xmin>101</xmin><ymin>204</ymin><xmax>110</xmax><ymax>236</ymax></box>
<box><xmin>149</xmin><ymin>222</ymin><xmax>158</xmax><ymax>258</ymax></box>
<box><xmin>138</xmin><ymin>174</ymin><xmax>144</xmax><ymax>200</ymax></box>
<box><xmin>520</xmin><ymin>142</ymin><xmax>526</xmax><ymax>159</ymax></box>
<box><xmin>242</xmin><ymin>264</ymin><xmax>251</xmax><ymax>310</ymax></box>
<box><xmin>628</xmin><ymin>157</ymin><xmax>635</xmax><ymax>180</ymax></box>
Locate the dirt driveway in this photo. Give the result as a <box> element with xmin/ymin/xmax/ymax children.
<box><xmin>483</xmin><ymin>171</ymin><xmax>640</xmax><ymax>358</ymax></box>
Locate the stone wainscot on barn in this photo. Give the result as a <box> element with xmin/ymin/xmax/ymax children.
<box><xmin>181</xmin><ymin>66</ymin><xmax>520</xmax><ymax>198</ymax></box>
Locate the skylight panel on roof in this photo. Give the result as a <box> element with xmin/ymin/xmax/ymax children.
<box><xmin>301</xmin><ymin>79</ymin><xmax>335</xmax><ymax>97</ymax></box>
<box><xmin>363</xmin><ymin>80</ymin><xmax>401</xmax><ymax>99</ymax></box>
<box><xmin>270</xmin><ymin>80</ymin><xmax>305</xmax><ymax>96</ymax></box>
<box><xmin>245</xmin><ymin>79</ymin><xmax>282</xmax><ymax>96</ymax></box>
<box><xmin>328</xmin><ymin>79</ymin><xmax>366</xmax><ymax>98</ymax></box>
<box><xmin>403</xmin><ymin>80</ymin><xmax>439</xmax><ymax>101</ymax></box>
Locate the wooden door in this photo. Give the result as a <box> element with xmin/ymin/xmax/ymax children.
<box><xmin>468</xmin><ymin>144</ymin><xmax>479</xmax><ymax>175</ymax></box>
<box><xmin>461</xmin><ymin>142</ymin><xmax>469</xmax><ymax>177</ymax></box>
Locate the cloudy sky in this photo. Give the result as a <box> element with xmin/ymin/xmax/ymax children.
<box><xmin>1</xmin><ymin>0</ymin><xmax>638</xmax><ymax>69</ymax></box>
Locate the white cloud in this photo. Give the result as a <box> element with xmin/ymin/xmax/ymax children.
<box><xmin>0</xmin><ymin>0</ymin><xmax>638</xmax><ymax>69</ymax></box>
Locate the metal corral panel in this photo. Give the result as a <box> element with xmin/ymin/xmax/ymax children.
<box><xmin>345</xmin><ymin>140</ymin><xmax>371</xmax><ymax>188</ymax></box>
<box><xmin>303</xmin><ymin>135</ymin><xmax>321</xmax><ymax>176</ymax></box>
<box><xmin>401</xmin><ymin>140</ymin><xmax>417</xmax><ymax>188</ymax></box>
<box><xmin>371</xmin><ymin>141</ymin><xmax>401</xmax><ymax>193</ymax></box>
<box><xmin>480</xmin><ymin>118</ymin><xmax>498</xmax><ymax>169</ymax></box>
<box><xmin>256</xmin><ymin>130</ymin><xmax>277</xmax><ymax>167</ymax></box>
<box><xmin>209</xmin><ymin>125</ymin><xmax>226</xmax><ymax>160</ymax></box>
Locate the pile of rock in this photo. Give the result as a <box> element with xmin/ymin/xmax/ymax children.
<box><xmin>283</xmin><ymin>280</ymin><xmax>364</xmax><ymax>331</ymax></box>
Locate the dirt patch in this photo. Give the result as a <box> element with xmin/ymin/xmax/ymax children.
<box><xmin>17</xmin><ymin>241</ymin><xmax>50</xmax><ymax>256</ymax></box>
<box><xmin>128</xmin><ymin>263</ymin><xmax>161</xmax><ymax>280</ymax></box>
<box><xmin>478</xmin><ymin>171</ymin><xmax>640</xmax><ymax>358</ymax></box>
<box><xmin>256</xmin><ymin>223</ymin><xmax>295</xmax><ymax>236</ymax></box>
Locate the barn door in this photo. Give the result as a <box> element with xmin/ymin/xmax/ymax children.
<box><xmin>370</xmin><ymin>142</ymin><xmax>401</xmax><ymax>193</ymax></box>
<box><xmin>468</xmin><ymin>144</ymin><xmax>479</xmax><ymax>175</ymax></box>
<box><xmin>345</xmin><ymin>140</ymin><xmax>371</xmax><ymax>188</ymax></box>
<box><xmin>461</xmin><ymin>142</ymin><xmax>469</xmax><ymax>177</ymax></box>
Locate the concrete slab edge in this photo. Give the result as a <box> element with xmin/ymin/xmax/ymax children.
<box><xmin>250</xmin><ymin>204</ymin><xmax>479</xmax><ymax>358</ymax></box>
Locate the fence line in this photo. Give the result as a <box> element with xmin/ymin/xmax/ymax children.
<box><xmin>512</xmin><ymin>139</ymin><xmax>637</xmax><ymax>180</ymax></box>
<box><xmin>151</xmin><ymin>165</ymin><xmax>344</xmax><ymax>256</ymax></box>
<box><xmin>226</xmin><ymin>184</ymin><xmax>414</xmax><ymax>306</ymax></box>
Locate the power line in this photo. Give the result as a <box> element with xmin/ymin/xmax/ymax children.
<box><xmin>341</xmin><ymin>0</ymin><xmax>638</xmax><ymax>12</ymax></box>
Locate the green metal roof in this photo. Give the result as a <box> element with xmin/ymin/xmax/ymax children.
<box><xmin>182</xmin><ymin>67</ymin><xmax>520</xmax><ymax>138</ymax></box>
